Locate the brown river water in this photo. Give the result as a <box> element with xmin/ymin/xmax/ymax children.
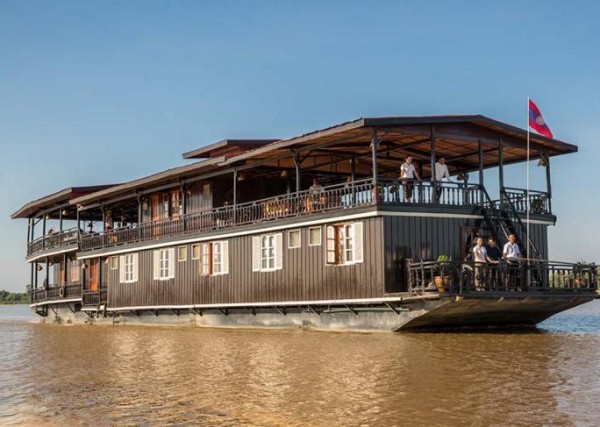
<box><xmin>1</xmin><ymin>303</ymin><xmax>600</xmax><ymax>427</ymax></box>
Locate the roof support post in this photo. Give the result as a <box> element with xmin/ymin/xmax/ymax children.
<box><xmin>498</xmin><ymin>135</ymin><xmax>505</xmax><ymax>201</ymax></box>
<box><xmin>59</xmin><ymin>208</ymin><xmax>63</xmax><ymax>233</ymax></box>
<box><xmin>45</xmin><ymin>257</ymin><xmax>50</xmax><ymax>289</ymax></box>
<box><xmin>63</xmin><ymin>253</ymin><xmax>68</xmax><ymax>285</ymax></box>
<box><xmin>545</xmin><ymin>153</ymin><xmax>552</xmax><ymax>212</ymax></box>
<box><xmin>478</xmin><ymin>139</ymin><xmax>484</xmax><ymax>203</ymax></box>
<box><xmin>76</xmin><ymin>207</ymin><xmax>81</xmax><ymax>243</ymax></box>
<box><xmin>34</xmin><ymin>261</ymin><xmax>38</xmax><ymax>290</ymax></box>
<box><xmin>232</xmin><ymin>169</ymin><xmax>238</xmax><ymax>225</ymax></box>
<box><xmin>430</xmin><ymin>125</ymin><xmax>437</xmax><ymax>202</ymax></box>
<box><xmin>371</xmin><ymin>132</ymin><xmax>380</xmax><ymax>185</ymax></box>
<box><xmin>27</xmin><ymin>218</ymin><xmax>32</xmax><ymax>245</ymax></box>
<box><xmin>137</xmin><ymin>195</ymin><xmax>143</xmax><ymax>241</ymax></box>
<box><xmin>292</xmin><ymin>149</ymin><xmax>301</xmax><ymax>194</ymax></box>
<box><xmin>180</xmin><ymin>183</ymin><xmax>187</xmax><ymax>231</ymax></box>
<box><xmin>42</xmin><ymin>214</ymin><xmax>47</xmax><ymax>249</ymax></box>
<box><xmin>30</xmin><ymin>262</ymin><xmax>34</xmax><ymax>294</ymax></box>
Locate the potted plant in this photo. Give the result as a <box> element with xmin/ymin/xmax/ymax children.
<box><xmin>531</xmin><ymin>196</ymin><xmax>545</xmax><ymax>214</ymax></box>
<box><xmin>433</xmin><ymin>255</ymin><xmax>451</xmax><ymax>293</ymax></box>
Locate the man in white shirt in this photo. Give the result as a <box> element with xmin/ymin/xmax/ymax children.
<box><xmin>399</xmin><ymin>156</ymin><xmax>421</xmax><ymax>202</ymax></box>
<box><xmin>503</xmin><ymin>234</ymin><xmax>521</xmax><ymax>290</ymax></box>
<box><xmin>434</xmin><ymin>157</ymin><xmax>450</xmax><ymax>202</ymax></box>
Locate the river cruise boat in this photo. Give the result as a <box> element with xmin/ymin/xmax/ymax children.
<box><xmin>12</xmin><ymin>115</ymin><xmax>598</xmax><ymax>331</ymax></box>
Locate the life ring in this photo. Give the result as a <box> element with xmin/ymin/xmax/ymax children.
<box><xmin>59</xmin><ymin>286</ymin><xmax>65</xmax><ymax>298</ymax></box>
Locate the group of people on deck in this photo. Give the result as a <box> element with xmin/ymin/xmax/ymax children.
<box><xmin>471</xmin><ymin>234</ymin><xmax>522</xmax><ymax>290</ymax></box>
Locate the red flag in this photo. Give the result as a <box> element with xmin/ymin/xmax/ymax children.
<box><xmin>528</xmin><ymin>99</ymin><xmax>553</xmax><ymax>138</ymax></box>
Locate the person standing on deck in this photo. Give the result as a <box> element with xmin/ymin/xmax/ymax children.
<box><xmin>400</xmin><ymin>156</ymin><xmax>421</xmax><ymax>202</ymax></box>
<box><xmin>503</xmin><ymin>234</ymin><xmax>521</xmax><ymax>290</ymax></box>
<box><xmin>434</xmin><ymin>157</ymin><xmax>450</xmax><ymax>201</ymax></box>
<box><xmin>472</xmin><ymin>237</ymin><xmax>488</xmax><ymax>291</ymax></box>
<box><xmin>486</xmin><ymin>237</ymin><xmax>502</xmax><ymax>289</ymax></box>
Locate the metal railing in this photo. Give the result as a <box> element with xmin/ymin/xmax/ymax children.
<box><xmin>80</xmin><ymin>179</ymin><xmax>483</xmax><ymax>251</ymax></box>
<box><xmin>408</xmin><ymin>259</ymin><xmax>597</xmax><ymax>295</ymax></box>
<box><xmin>31</xmin><ymin>282</ymin><xmax>83</xmax><ymax>303</ymax></box>
<box><xmin>27</xmin><ymin>226</ymin><xmax>79</xmax><ymax>257</ymax></box>
<box><xmin>502</xmin><ymin>187</ymin><xmax>551</xmax><ymax>215</ymax></box>
<box><xmin>82</xmin><ymin>289</ymin><xmax>107</xmax><ymax>306</ymax></box>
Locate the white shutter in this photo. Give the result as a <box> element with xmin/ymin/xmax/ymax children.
<box><xmin>274</xmin><ymin>233</ymin><xmax>283</xmax><ymax>270</ymax></box>
<box><xmin>221</xmin><ymin>241</ymin><xmax>229</xmax><ymax>274</ymax></box>
<box><xmin>169</xmin><ymin>248</ymin><xmax>176</xmax><ymax>278</ymax></box>
<box><xmin>353</xmin><ymin>222</ymin><xmax>364</xmax><ymax>264</ymax></box>
<box><xmin>153</xmin><ymin>250</ymin><xmax>160</xmax><ymax>280</ymax></box>
<box><xmin>326</xmin><ymin>226</ymin><xmax>336</xmax><ymax>264</ymax></box>
<box><xmin>252</xmin><ymin>236</ymin><xmax>261</xmax><ymax>272</ymax></box>
<box><xmin>119</xmin><ymin>255</ymin><xmax>126</xmax><ymax>283</ymax></box>
<box><xmin>132</xmin><ymin>253</ymin><xmax>139</xmax><ymax>282</ymax></box>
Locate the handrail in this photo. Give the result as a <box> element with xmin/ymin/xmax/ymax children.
<box><xmin>501</xmin><ymin>189</ymin><xmax>542</xmax><ymax>259</ymax></box>
<box><xmin>31</xmin><ymin>282</ymin><xmax>83</xmax><ymax>303</ymax></box>
<box><xmin>408</xmin><ymin>259</ymin><xmax>597</xmax><ymax>295</ymax></box>
<box><xmin>27</xmin><ymin>226</ymin><xmax>79</xmax><ymax>257</ymax></box>
<box><xmin>503</xmin><ymin>187</ymin><xmax>551</xmax><ymax>215</ymax></box>
<box><xmin>80</xmin><ymin>179</ymin><xmax>483</xmax><ymax>252</ymax></box>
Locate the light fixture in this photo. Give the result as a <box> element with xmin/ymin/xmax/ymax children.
<box><xmin>280</xmin><ymin>170</ymin><xmax>288</xmax><ymax>178</ymax></box>
<box><xmin>81</xmin><ymin>262</ymin><xmax>88</xmax><ymax>270</ymax></box>
<box><xmin>48</xmin><ymin>261</ymin><xmax>54</xmax><ymax>267</ymax></box>
<box><xmin>61</xmin><ymin>209</ymin><xmax>69</xmax><ymax>216</ymax></box>
<box><xmin>36</xmin><ymin>265</ymin><xmax>43</xmax><ymax>271</ymax></box>
<box><xmin>537</xmin><ymin>157</ymin><xmax>547</xmax><ymax>167</ymax></box>
<box><xmin>237</xmin><ymin>173</ymin><xmax>246</xmax><ymax>182</ymax></box>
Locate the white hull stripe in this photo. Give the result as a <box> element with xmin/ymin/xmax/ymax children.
<box><xmin>29</xmin><ymin>297</ymin><xmax>82</xmax><ymax>307</ymax></box>
<box><xmin>27</xmin><ymin>247</ymin><xmax>78</xmax><ymax>263</ymax></box>
<box><xmin>105</xmin><ymin>297</ymin><xmax>418</xmax><ymax>312</ymax></box>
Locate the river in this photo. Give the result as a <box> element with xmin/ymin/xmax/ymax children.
<box><xmin>1</xmin><ymin>302</ymin><xmax>599</xmax><ymax>426</ymax></box>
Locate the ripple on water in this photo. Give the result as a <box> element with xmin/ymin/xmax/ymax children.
<box><xmin>1</xmin><ymin>302</ymin><xmax>600</xmax><ymax>426</ymax></box>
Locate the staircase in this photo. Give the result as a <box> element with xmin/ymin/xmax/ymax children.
<box><xmin>480</xmin><ymin>186</ymin><xmax>542</xmax><ymax>259</ymax></box>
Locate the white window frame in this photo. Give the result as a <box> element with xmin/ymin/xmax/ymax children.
<box><xmin>326</xmin><ymin>222</ymin><xmax>363</xmax><ymax>266</ymax></box>
<box><xmin>308</xmin><ymin>226</ymin><xmax>322</xmax><ymax>246</ymax></box>
<box><xmin>252</xmin><ymin>233</ymin><xmax>283</xmax><ymax>272</ymax></box>
<box><xmin>192</xmin><ymin>244</ymin><xmax>201</xmax><ymax>260</ymax></box>
<box><xmin>200</xmin><ymin>241</ymin><xmax>229</xmax><ymax>276</ymax></box>
<box><xmin>288</xmin><ymin>229</ymin><xmax>301</xmax><ymax>249</ymax></box>
<box><xmin>109</xmin><ymin>256</ymin><xmax>118</xmax><ymax>270</ymax></box>
<box><xmin>119</xmin><ymin>253</ymin><xmax>138</xmax><ymax>283</ymax></box>
<box><xmin>153</xmin><ymin>248</ymin><xmax>175</xmax><ymax>280</ymax></box>
<box><xmin>178</xmin><ymin>245</ymin><xmax>188</xmax><ymax>262</ymax></box>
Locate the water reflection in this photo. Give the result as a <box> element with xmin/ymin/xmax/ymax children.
<box><xmin>0</xmin><ymin>302</ymin><xmax>599</xmax><ymax>426</ymax></box>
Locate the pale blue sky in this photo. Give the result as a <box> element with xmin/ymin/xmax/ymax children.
<box><xmin>1</xmin><ymin>1</ymin><xmax>599</xmax><ymax>291</ymax></box>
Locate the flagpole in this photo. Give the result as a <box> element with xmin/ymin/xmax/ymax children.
<box><xmin>526</xmin><ymin>97</ymin><xmax>530</xmax><ymax>287</ymax></box>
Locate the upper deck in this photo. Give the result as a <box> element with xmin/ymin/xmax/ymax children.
<box><xmin>14</xmin><ymin>114</ymin><xmax>575</xmax><ymax>262</ymax></box>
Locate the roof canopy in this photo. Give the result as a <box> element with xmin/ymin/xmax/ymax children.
<box><xmin>13</xmin><ymin>115</ymin><xmax>578</xmax><ymax>215</ymax></box>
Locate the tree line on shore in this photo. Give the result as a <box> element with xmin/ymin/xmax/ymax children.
<box><xmin>0</xmin><ymin>290</ymin><xmax>29</xmax><ymax>304</ymax></box>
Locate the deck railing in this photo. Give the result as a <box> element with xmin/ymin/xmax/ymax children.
<box><xmin>27</xmin><ymin>226</ymin><xmax>79</xmax><ymax>257</ymax></box>
<box><xmin>80</xmin><ymin>179</ymin><xmax>483</xmax><ymax>251</ymax></box>
<box><xmin>82</xmin><ymin>289</ymin><xmax>107</xmax><ymax>306</ymax></box>
<box><xmin>408</xmin><ymin>259</ymin><xmax>597</xmax><ymax>295</ymax></box>
<box><xmin>31</xmin><ymin>282</ymin><xmax>83</xmax><ymax>303</ymax></box>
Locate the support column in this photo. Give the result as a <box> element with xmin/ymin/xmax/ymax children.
<box><xmin>292</xmin><ymin>150</ymin><xmax>301</xmax><ymax>194</ymax></box>
<box><xmin>98</xmin><ymin>257</ymin><xmax>102</xmax><ymax>291</ymax></box>
<box><xmin>34</xmin><ymin>262</ymin><xmax>38</xmax><ymax>290</ymax></box>
<box><xmin>63</xmin><ymin>253</ymin><xmax>68</xmax><ymax>285</ymax></box>
<box><xmin>371</xmin><ymin>132</ymin><xmax>379</xmax><ymax>185</ymax></box>
<box><xmin>545</xmin><ymin>153</ymin><xmax>552</xmax><ymax>212</ymax></box>
<box><xmin>232</xmin><ymin>169</ymin><xmax>238</xmax><ymax>225</ymax></box>
<box><xmin>42</xmin><ymin>214</ymin><xmax>47</xmax><ymax>249</ymax></box>
<box><xmin>30</xmin><ymin>263</ymin><xmax>34</xmax><ymax>293</ymax></box>
<box><xmin>478</xmin><ymin>139</ymin><xmax>484</xmax><ymax>203</ymax></box>
<box><xmin>59</xmin><ymin>208</ymin><xmax>63</xmax><ymax>233</ymax></box>
<box><xmin>45</xmin><ymin>257</ymin><xmax>50</xmax><ymax>288</ymax></box>
<box><xmin>498</xmin><ymin>135</ymin><xmax>505</xmax><ymax>201</ymax></box>
<box><xmin>430</xmin><ymin>125</ymin><xmax>437</xmax><ymax>202</ymax></box>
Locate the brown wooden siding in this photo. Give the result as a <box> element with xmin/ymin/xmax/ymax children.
<box><xmin>108</xmin><ymin>217</ymin><xmax>385</xmax><ymax>308</ymax></box>
<box><xmin>382</xmin><ymin>216</ymin><xmax>549</xmax><ymax>293</ymax></box>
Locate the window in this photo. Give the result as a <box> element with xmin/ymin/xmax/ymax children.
<box><xmin>288</xmin><ymin>229</ymin><xmax>301</xmax><ymax>249</ymax></box>
<box><xmin>153</xmin><ymin>248</ymin><xmax>175</xmax><ymax>280</ymax></box>
<box><xmin>119</xmin><ymin>253</ymin><xmax>138</xmax><ymax>283</ymax></box>
<box><xmin>309</xmin><ymin>227</ymin><xmax>322</xmax><ymax>246</ymax></box>
<box><xmin>200</xmin><ymin>241</ymin><xmax>229</xmax><ymax>276</ymax></box>
<box><xmin>178</xmin><ymin>246</ymin><xmax>188</xmax><ymax>262</ymax></box>
<box><xmin>252</xmin><ymin>233</ymin><xmax>282</xmax><ymax>272</ymax></box>
<box><xmin>192</xmin><ymin>244</ymin><xmax>201</xmax><ymax>260</ymax></box>
<box><xmin>109</xmin><ymin>256</ymin><xmax>118</xmax><ymax>270</ymax></box>
<box><xmin>326</xmin><ymin>222</ymin><xmax>363</xmax><ymax>265</ymax></box>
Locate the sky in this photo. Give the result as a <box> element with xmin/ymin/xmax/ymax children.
<box><xmin>1</xmin><ymin>0</ymin><xmax>599</xmax><ymax>291</ymax></box>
